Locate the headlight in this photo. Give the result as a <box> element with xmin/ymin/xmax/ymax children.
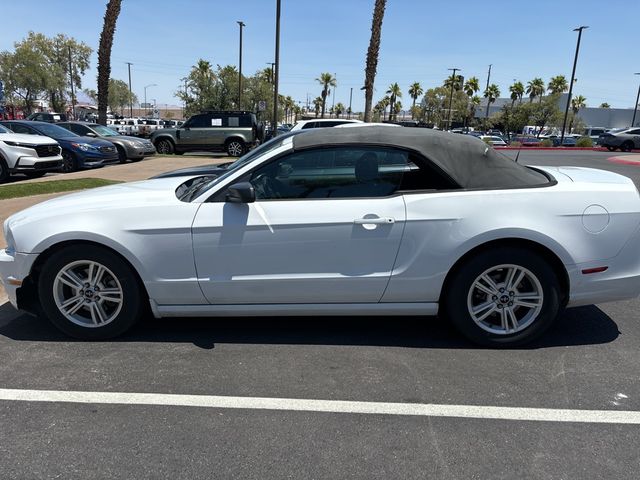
<box><xmin>129</xmin><ymin>141</ymin><xmax>145</xmax><ymax>148</ymax></box>
<box><xmin>71</xmin><ymin>143</ymin><xmax>98</xmax><ymax>152</ymax></box>
<box><xmin>4</xmin><ymin>223</ymin><xmax>15</xmax><ymax>254</ymax></box>
<box><xmin>3</xmin><ymin>140</ymin><xmax>25</xmax><ymax>147</ymax></box>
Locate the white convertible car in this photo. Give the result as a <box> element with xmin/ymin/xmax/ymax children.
<box><xmin>1</xmin><ymin>127</ymin><xmax>640</xmax><ymax>346</ymax></box>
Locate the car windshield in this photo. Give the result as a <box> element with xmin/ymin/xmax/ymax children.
<box><xmin>0</xmin><ymin>125</ymin><xmax>10</xmax><ymax>134</ymax></box>
<box><xmin>91</xmin><ymin>125</ymin><xmax>119</xmax><ymax>136</ymax></box>
<box><xmin>34</xmin><ymin>123</ymin><xmax>79</xmax><ymax>138</ymax></box>
<box><xmin>177</xmin><ymin>131</ymin><xmax>301</xmax><ymax>202</ymax></box>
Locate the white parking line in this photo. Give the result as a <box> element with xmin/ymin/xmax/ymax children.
<box><xmin>0</xmin><ymin>388</ymin><xmax>639</xmax><ymax>424</ymax></box>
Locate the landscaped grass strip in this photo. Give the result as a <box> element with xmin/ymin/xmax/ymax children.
<box><xmin>0</xmin><ymin>178</ymin><xmax>122</xmax><ymax>200</ymax></box>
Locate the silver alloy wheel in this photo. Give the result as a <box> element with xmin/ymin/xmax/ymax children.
<box><xmin>157</xmin><ymin>140</ymin><xmax>172</xmax><ymax>154</ymax></box>
<box><xmin>52</xmin><ymin>260</ymin><xmax>124</xmax><ymax>328</ymax></box>
<box><xmin>227</xmin><ymin>141</ymin><xmax>243</xmax><ymax>156</ymax></box>
<box><xmin>466</xmin><ymin>264</ymin><xmax>544</xmax><ymax>335</ymax></box>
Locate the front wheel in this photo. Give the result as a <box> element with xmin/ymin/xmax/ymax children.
<box><xmin>606</xmin><ymin>146</ymin><xmax>616</xmax><ymax>152</ymax></box>
<box><xmin>443</xmin><ymin>247</ymin><xmax>561</xmax><ymax>347</ymax></box>
<box><xmin>116</xmin><ymin>145</ymin><xmax>128</xmax><ymax>163</ymax></box>
<box><xmin>61</xmin><ymin>150</ymin><xmax>78</xmax><ymax>172</ymax></box>
<box><xmin>37</xmin><ymin>245</ymin><xmax>144</xmax><ymax>340</ymax></box>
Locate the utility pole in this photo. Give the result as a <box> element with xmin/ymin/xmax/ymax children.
<box><xmin>631</xmin><ymin>73</ymin><xmax>640</xmax><ymax>127</ymax></box>
<box><xmin>67</xmin><ymin>46</ymin><xmax>76</xmax><ymax>120</ymax></box>
<box><xmin>560</xmin><ymin>26</ymin><xmax>588</xmax><ymax>145</ymax></box>
<box><xmin>348</xmin><ymin>87</ymin><xmax>353</xmax><ymax>119</ymax></box>
<box><xmin>126</xmin><ymin>62</ymin><xmax>133</xmax><ymax>117</ymax></box>
<box><xmin>447</xmin><ymin>68</ymin><xmax>459</xmax><ymax>130</ymax></box>
<box><xmin>272</xmin><ymin>0</ymin><xmax>281</xmax><ymax>136</ymax></box>
<box><xmin>237</xmin><ymin>21</ymin><xmax>245</xmax><ymax>110</ymax></box>
<box><xmin>484</xmin><ymin>64</ymin><xmax>492</xmax><ymax>120</ymax></box>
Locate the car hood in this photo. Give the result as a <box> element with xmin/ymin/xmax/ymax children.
<box><xmin>112</xmin><ymin>135</ymin><xmax>149</xmax><ymax>143</ymax></box>
<box><xmin>0</xmin><ymin>133</ymin><xmax>59</xmax><ymax>145</ymax></box>
<box><xmin>6</xmin><ymin>177</ymin><xmax>191</xmax><ymax>230</ymax></box>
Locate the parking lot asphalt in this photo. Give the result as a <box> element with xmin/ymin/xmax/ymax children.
<box><xmin>1</xmin><ymin>149</ymin><xmax>640</xmax><ymax>479</ymax></box>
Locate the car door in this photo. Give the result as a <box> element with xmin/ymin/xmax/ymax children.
<box><xmin>628</xmin><ymin>129</ymin><xmax>640</xmax><ymax>147</ymax></box>
<box><xmin>177</xmin><ymin>114</ymin><xmax>213</xmax><ymax>148</ymax></box>
<box><xmin>192</xmin><ymin>145</ymin><xmax>409</xmax><ymax>304</ymax></box>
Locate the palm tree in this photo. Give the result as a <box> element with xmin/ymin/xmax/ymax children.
<box><xmin>386</xmin><ymin>82</ymin><xmax>402</xmax><ymax>121</ymax></box>
<box><xmin>316</xmin><ymin>72</ymin><xmax>336</xmax><ymax>118</ymax></box>
<box><xmin>526</xmin><ymin>78</ymin><xmax>545</xmax><ymax>103</ymax></box>
<box><xmin>313</xmin><ymin>96</ymin><xmax>322</xmax><ymax>118</ymax></box>
<box><xmin>334</xmin><ymin>102</ymin><xmax>346</xmax><ymax>118</ymax></box>
<box><xmin>484</xmin><ymin>84</ymin><xmax>500</xmax><ymax>119</ymax></box>
<box><xmin>97</xmin><ymin>0</ymin><xmax>122</xmax><ymax>125</ymax></box>
<box><xmin>468</xmin><ymin>95</ymin><xmax>481</xmax><ymax>125</ymax></box>
<box><xmin>547</xmin><ymin>75</ymin><xmax>568</xmax><ymax>95</ymax></box>
<box><xmin>600</xmin><ymin>102</ymin><xmax>610</xmax><ymax>108</ymax></box>
<box><xmin>363</xmin><ymin>0</ymin><xmax>387</xmax><ymax>122</ymax></box>
<box><xmin>463</xmin><ymin>77</ymin><xmax>480</xmax><ymax>98</ymax></box>
<box><xmin>568</xmin><ymin>95</ymin><xmax>587</xmax><ymax>132</ymax></box>
<box><xmin>509</xmin><ymin>81</ymin><xmax>525</xmax><ymax>106</ymax></box>
<box><xmin>394</xmin><ymin>101</ymin><xmax>402</xmax><ymax>119</ymax></box>
<box><xmin>408</xmin><ymin>81</ymin><xmax>423</xmax><ymax>119</ymax></box>
<box><xmin>378</xmin><ymin>96</ymin><xmax>390</xmax><ymax>121</ymax></box>
<box><xmin>443</xmin><ymin>74</ymin><xmax>463</xmax><ymax>91</ymax></box>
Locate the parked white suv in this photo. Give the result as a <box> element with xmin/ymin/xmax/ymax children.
<box><xmin>290</xmin><ymin>118</ymin><xmax>362</xmax><ymax>131</ymax></box>
<box><xmin>0</xmin><ymin>124</ymin><xmax>63</xmax><ymax>181</ymax></box>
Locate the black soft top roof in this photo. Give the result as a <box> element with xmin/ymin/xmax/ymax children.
<box><xmin>291</xmin><ymin>126</ymin><xmax>548</xmax><ymax>189</ymax></box>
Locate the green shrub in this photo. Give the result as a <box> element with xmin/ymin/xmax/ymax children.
<box><xmin>540</xmin><ymin>139</ymin><xmax>554</xmax><ymax>147</ymax></box>
<box><xmin>576</xmin><ymin>136</ymin><xmax>593</xmax><ymax>147</ymax></box>
<box><xmin>510</xmin><ymin>141</ymin><xmax>522</xmax><ymax>147</ymax></box>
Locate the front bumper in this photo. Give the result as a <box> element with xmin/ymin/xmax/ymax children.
<box><xmin>12</xmin><ymin>154</ymin><xmax>63</xmax><ymax>172</ymax></box>
<box><xmin>0</xmin><ymin>249</ymin><xmax>38</xmax><ymax>309</ymax></box>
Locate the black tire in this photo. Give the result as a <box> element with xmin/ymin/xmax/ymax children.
<box><xmin>606</xmin><ymin>146</ymin><xmax>616</xmax><ymax>152</ymax></box>
<box><xmin>226</xmin><ymin>139</ymin><xmax>245</xmax><ymax>157</ymax></box>
<box><xmin>24</xmin><ymin>171</ymin><xmax>47</xmax><ymax>178</ymax></box>
<box><xmin>0</xmin><ymin>157</ymin><xmax>9</xmax><ymax>183</ymax></box>
<box><xmin>621</xmin><ymin>141</ymin><xmax>634</xmax><ymax>153</ymax></box>
<box><xmin>443</xmin><ymin>247</ymin><xmax>561</xmax><ymax>347</ymax></box>
<box><xmin>155</xmin><ymin>138</ymin><xmax>174</xmax><ymax>155</ymax></box>
<box><xmin>116</xmin><ymin>145</ymin><xmax>128</xmax><ymax>163</ymax></box>
<box><xmin>37</xmin><ymin>245</ymin><xmax>144</xmax><ymax>340</ymax></box>
<box><xmin>174</xmin><ymin>150</ymin><xmax>185</xmax><ymax>155</ymax></box>
<box><xmin>61</xmin><ymin>150</ymin><xmax>78</xmax><ymax>172</ymax></box>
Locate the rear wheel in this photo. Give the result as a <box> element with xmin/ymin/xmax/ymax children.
<box><xmin>37</xmin><ymin>245</ymin><xmax>144</xmax><ymax>340</ymax></box>
<box><xmin>155</xmin><ymin>138</ymin><xmax>174</xmax><ymax>155</ymax></box>
<box><xmin>606</xmin><ymin>146</ymin><xmax>617</xmax><ymax>152</ymax></box>
<box><xmin>443</xmin><ymin>247</ymin><xmax>561</xmax><ymax>347</ymax></box>
<box><xmin>226</xmin><ymin>139</ymin><xmax>245</xmax><ymax>157</ymax></box>
<box><xmin>621</xmin><ymin>141</ymin><xmax>634</xmax><ymax>152</ymax></box>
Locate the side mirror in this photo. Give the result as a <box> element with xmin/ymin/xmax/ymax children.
<box><xmin>85</xmin><ymin>132</ymin><xmax>97</xmax><ymax>137</ymax></box>
<box><xmin>226</xmin><ymin>182</ymin><xmax>255</xmax><ymax>203</ymax></box>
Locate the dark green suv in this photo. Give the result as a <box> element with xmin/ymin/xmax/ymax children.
<box><xmin>150</xmin><ymin>111</ymin><xmax>262</xmax><ymax>156</ymax></box>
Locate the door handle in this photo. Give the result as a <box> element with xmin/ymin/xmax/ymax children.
<box><xmin>354</xmin><ymin>217</ymin><xmax>395</xmax><ymax>225</ymax></box>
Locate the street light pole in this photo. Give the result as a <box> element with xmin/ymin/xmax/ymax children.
<box><xmin>560</xmin><ymin>26</ymin><xmax>588</xmax><ymax>145</ymax></box>
<box><xmin>447</xmin><ymin>68</ymin><xmax>459</xmax><ymax>130</ymax></box>
<box><xmin>126</xmin><ymin>62</ymin><xmax>133</xmax><ymax>118</ymax></box>
<box><xmin>272</xmin><ymin>0</ymin><xmax>281</xmax><ymax>136</ymax></box>
<box><xmin>348</xmin><ymin>87</ymin><xmax>353</xmax><ymax>119</ymax></box>
<box><xmin>144</xmin><ymin>84</ymin><xmax>157</xmax><ymax>118</ymax></box>
<box><xmin>632</xmin><ymin>73</ymin><xmax>640</xmax><ymax>127</ymax></box>
<box><xmin>484</xmin><ymin>64</ymin><xmax>492</xmax><ymax>122</ymax></box>
<box><xmin>237</xmin><ymin>21</ymin><xmax>245</xmax><ymax>110</ymax></box>
<box><xmin>332</xmin><ymin>72</ymin><xmax>336</xmax><ymax>117</ymax></box>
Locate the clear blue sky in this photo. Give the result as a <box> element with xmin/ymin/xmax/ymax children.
<box><xmin>1</xmin><ymin>0</ymin><xmax>638</xmax><ymax>111</ymax></box>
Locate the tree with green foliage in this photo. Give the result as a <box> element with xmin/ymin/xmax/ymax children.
<box><xmin>0</xmin><ymin>31</ymin><xmax>92</xmax><ymax>114</ymax></box>
<box><xmin>568</xmin><ymin>95</ymin><xmax>587</xmax><ymax>133</ymax></box>
<box><xmin>547</xmin><ymin>75</ymin><xmax>568</xmax><ymax>95</ymax></box>
<box><xmin>386</xmin><ymin>82</ymin><xmax>402</xmax><ymax>121</ymax></box>
<box><xmin>334</xmin><ymin>102</ymin><xmax>346</xmax><ymax>118</ymax></box>
<box><xmin>484</xmin><ymin>83</ymin><xmax>500</xmax><ymax>119</ymax></box>
<box><xmin>108</xmin><ymin>78</ymin><xmax>137</xmax><ymax>114</ymax></box>
<box><xmin>509</xmin><ymin>81</ymin><xmax>525</xmax><ymax>106</ymax></box>
<box><xmin>526</xmin><ymin>78</ymin><xmax>545</xmax><ymax>103</ymax></box>
<box><xmin>443</xmin><ymin>74</ymin><xmax>463</xmax><ymax>92</ymax></box>
<box><xmin>599</xmin><ymin>102</ymin><xmax>610</xmax><ymax>108</ymax></box>
<box><xmin>408</xmin><ymin>82</ymin><xmax>423</xmax><ymax>119</ymax></box>
<box><xmin>316</xmin><ymin>72</ymin><xmax>336</xmax><ymax>118</ymax></box>
<box><xmin>463</xmin><ymin>77</ymin><xmax>480</xmax><ymax>98</ymax></box>
<box><xmin>313</xmin><ymin>96</ymin><xmax>322</xmax><ymax>118</ymax></box>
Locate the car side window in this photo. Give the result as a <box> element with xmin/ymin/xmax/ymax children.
<box><xmin>246</xmin><ymin>147</ymin><xmax>412</xmax><ymax>200</ymax></box>
<box><xmin>9</xmin><ymin>124</ymin><xmax>35</xmax><ymax>135</ymax></box>
<box><xmin>628</xmin><ymin>129</ymin><xmax>640</xmax><ymax>135</ymax></box>
<box><xmin>186</xmin><ymin>115</ymin><xmax>211</xmax><ymax>128</ymax></box>
<box><xmin>301</xmin><ymin>122</ymin><xmax>316</xmax><ymax>130</ymax></box>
